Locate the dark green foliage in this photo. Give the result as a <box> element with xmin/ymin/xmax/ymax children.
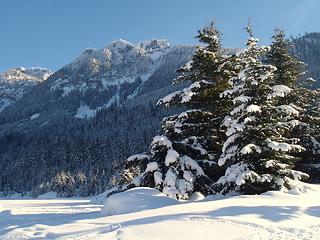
<box><xmin>268</xmin><ymin>29</ymin><xmax>304</xmax><ymax>87</ymax></box>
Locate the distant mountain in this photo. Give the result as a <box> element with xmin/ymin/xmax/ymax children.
<box><xmin>0</xmin><ymin>39</ymin><xmax>194</xmax><ymax>196</ymax></box>
<box><xmin>0</xmin><ymin>67</ymin><xmax>52</xmax><ymax>111</ymax></box>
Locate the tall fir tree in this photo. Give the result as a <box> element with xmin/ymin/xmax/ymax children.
<box><xmin>267</xmin><ymin>29</ymin><xmax>320</xmax><ymax>183</ymax></box>
<box><xmin>114</xmin><ymin>21</ymin><xmax>238</xmax><ymax>199</ymax></box>
<box><xmin>214</xmin><ymin>27</ymin><xmax>309</xmax><ymax>195</ymax></box>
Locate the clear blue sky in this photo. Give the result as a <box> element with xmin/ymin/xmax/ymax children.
<box><xmin>1</xmin><ymin>0</ymin><xmax>320</xmax><ymax>72</ymax></box>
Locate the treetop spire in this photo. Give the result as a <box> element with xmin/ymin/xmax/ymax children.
<box><xmin>244</xmin><ymin>17</ymin><xmax>254</xmax><ymax>38</ymax></box>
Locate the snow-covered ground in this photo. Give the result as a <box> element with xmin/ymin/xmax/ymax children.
<box><xmin>0</xmin><ymin>184</ymin><xmax>320</xmax><ymax>240</ymax></box>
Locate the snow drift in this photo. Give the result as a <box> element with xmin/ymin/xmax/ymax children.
<box><xmin>102</xmin><ymin>187</ymin><xmax>178</xmax><ymax>215</ymax></box>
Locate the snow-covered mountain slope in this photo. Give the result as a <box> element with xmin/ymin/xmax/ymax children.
<box><xmin>0</xmin><ymin>67</ymin><xmax>52</xmax><ymax>111</ymax></box>
<box><xmin>0</xmin><ymin>39</ymin><xmax>192</xmax><ymax>129</ymax></box>
<box><xmin>48</xmin><ymin>39</ymin><xmax>171</xmax><ymax>109</ymax></box>
<box><xmin>0</xmin><ymin>183</ymin><xmax>319</xmax><ymax>239</ymax></box>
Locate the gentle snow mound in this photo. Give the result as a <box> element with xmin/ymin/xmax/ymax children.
<box><xmin>102</xmin><ymin>187</ymin><xmax>178</xmax><ymax>215</ymax></box>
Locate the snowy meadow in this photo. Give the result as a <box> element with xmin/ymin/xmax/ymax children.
<box><xmin>0</xmin><ymin>183</ymin><xmax>320</xmax><ymax>239</ymax></box>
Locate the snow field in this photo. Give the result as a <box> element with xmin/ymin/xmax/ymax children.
<box><xmin>0</xmin><ymin>184</ymin><xmax>319</xmax><ymax>239</ymax></box>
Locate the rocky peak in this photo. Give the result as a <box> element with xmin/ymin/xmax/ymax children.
<box><xmin>0</xmin><ymin>67</ymin><xmax>52</xmax><ymax>112</ymax></box>
<box><xmin>139</xmin><ymin>39</ymin><xmax>170</xmax><ymax>54</ymax></box>
<box><xmin>0</xmin><ymin>67</ymin><xmax>52</xmax><ymax>84</ymax></box>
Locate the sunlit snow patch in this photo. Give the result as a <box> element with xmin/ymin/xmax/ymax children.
<box><xmin>30</xmin><ymin>113</ymin><xmax>40</xmax><ymax>120</ymax></box>
<box><xmin>74</xmin><ymin>104</ymin><xmax>97</xmax><ymax>119</ymax></box>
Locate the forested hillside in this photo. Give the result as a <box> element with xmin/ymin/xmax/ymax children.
<box><xmin>293</xmin><ymin>32</ymin><xmax>320</xmax><ymax>88</ymax></box>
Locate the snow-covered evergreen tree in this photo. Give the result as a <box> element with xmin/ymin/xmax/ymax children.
<box><xmin>115</xmin><ymin>21</ymin><xmax>238</xmax><ymax>199</ymax></box>
<box><xmin>293</xmin><ymin>89</ymin><xmax>320</xmax><ymax>183</ymax></box>
<box><xmin>214</xmin><ymin>28</ymin><xmax>309</xmax><ymax>195</ymax></box>
<box><xmin>267</xmin><ymin>29</ymin><xmax>320</xmax><ymax>183</ymax></box>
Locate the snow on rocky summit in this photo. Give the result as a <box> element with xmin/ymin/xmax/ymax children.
<box><xmin>0</xmin><ymin>67</ymin><xmax>52</xmax><ymax>112</ymax></box>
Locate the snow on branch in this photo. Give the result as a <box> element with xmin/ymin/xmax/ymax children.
<box><xmin>267</xmin><ymin>85</ymin><xmax>292</xmax><ymax>99</ymax></box>
<box><xmin>266</xmin><ymin>139</ymin><xmax>305</xmax><ymax>152</ymax></box>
